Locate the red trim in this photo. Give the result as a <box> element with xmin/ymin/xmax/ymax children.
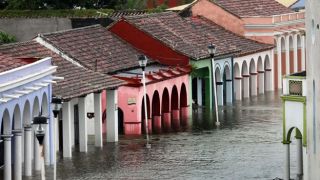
<box><xmin>242</xmin><ymin>74</ymin><xmax>250</xmax><ymax>77</ymax></box>
<box><xmin>235</xmin><ymin>77</ymin><xmax>242</xmax><ymax>80</ymax></box>
<box><xmin>250</xmin><ymin>72</ymin><xmax>258</xmax><ymax>75</ymax></box>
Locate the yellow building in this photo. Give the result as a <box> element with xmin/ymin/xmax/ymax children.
<box><xmin>276</xmin><ymin>0</ymin><xmax>297</xmax><ymax>7</ymax></box>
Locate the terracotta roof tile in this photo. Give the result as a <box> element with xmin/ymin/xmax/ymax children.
<box><xmin>0</xmin><ymin>53</ymin><xmax>30</xmax><ymax>73</ymax></box>
<box><xmin>0</xmin><ymin>41</ymin><xmax>125</xmax><ymax>100</ymax></box>
<box><xmin>124</xmin><ymin>11</ymin><xmax>239</xmax><ymax>60</ymax></box>
<box><xmin>210</xmin><ymin>0</ymin><xmax>293</xmax><ymax>17</ymax></box>
<box><xmin>186</xmin><ymin>16</ymin><xmax>274</xmax><ymax>57</ymax></box>
<box><xmin>40</xmin><ymin>25</ymin><xmax>152</xmax><ymax>74</ymax></box>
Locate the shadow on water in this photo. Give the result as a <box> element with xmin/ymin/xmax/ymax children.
<box><xmin>24</xmin><ymin>91</ymin><xmax>296</xmax><ymax>180</ymax></box>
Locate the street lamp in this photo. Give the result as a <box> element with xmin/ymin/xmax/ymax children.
<box><xmin>138</xmin><ymin>54</ymin><xmax>151</xmax><ymax>149</ymax></box>
<box><xmin>51</xmin><ymin>97</ymin><xmax>62</xmax><ymax>180</ymax></box>
<box><xmin>208</xmin><ymin>43</ymin><xmax>220</xmax><ymax>126</ymax></box>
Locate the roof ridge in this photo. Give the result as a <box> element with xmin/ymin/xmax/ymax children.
<box><xmin>40</xmin><ymin>24</ymin><xmax>102</xmax><ymax>37</ymax></box>
<box><xmin>0</xmin><ymin>40</ymin><xmax>35</xmax><ymax>50</ymax></box>
<box><xmin>124</xmin><ymin>11</ymin><xmax>175</xmax><ymax>19</ymax></box>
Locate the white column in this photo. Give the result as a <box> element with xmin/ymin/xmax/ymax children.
<box><xmin>44</xmin><ymin>124</ymin><xmax>50</xmax><ymax>165</ymax></box>
<box><xmin>78</xmin><ymin>96</ymin><xmax>88</xmax><ymax>152</ymax></box>
<box><xmin>216</xmin><ymin>82</ymin><xmax>223</xmax><ymax>106</ymax></box>
<box><xmin>62</xmin><ymin>101</ymin><xmax>72</xmax><ymax>158</ymax></box>
<box><xmin>24</xmin><ymin>125</ymin><xmax>32</xmax><ymax>176</ymax></box>
<box><xmin>294</xmin><ymin>34</ymin><xmax>298</xmax><ymax>72</ymax></box>
<box><xmin>297</xmin><ymin>138</ymin><xmax>303</xmax><ymax>179</ymax></box>
<box><xmin>106</xmin><ymin>89</ymin><xmax>118</xmax><ymax>142</ymax></box>
<box><xmin>197</xmin><ymin>78</ymin><xmax>202</xmax><ymax>106</ymax></box>
<box><xmin>284</xmin><ymin>143</ymin><xmax>290</xmax><ymax>180</ymax></box>
<box><xmin>265</xmin><ymin>69</ymin><xmax>272</xmax><ymax>91</ymax></box>
<box><xmin>277</xmin><ymin>36</ymin><xmax>282</xmax><ymax>89</ymax></box>
<box><xmin>94</xmin><ymin>92</ymin><xmax>103</xmax><ymax>147</ymax></box>
<box><xmin>13</xmin><ymin>130</ymin><xmax>22</xmax><ymax>180</ymax></box>
<box><xmin>243</xmin><ymin>76</ymin><xmax>250</xmax><ymax>98</ymax></box>
<box><xmin>226</xmin><ymin>80</ymin><xmax>233</xmax><ymax>103</ymax></box>
<box><xmin>301</xmin><ymin>35</ymin><xmax>306</xmax><ymax>71</ymax></box>
<box><xmin>250</xmin><ymin>73</ymin><xmax>258</xmax><ymax>96</ymax></box>
<box><xmin>2</xmin><ymin>134</ymin><xmax>13</xmax><ymax>180</ymax></box>
<box><xmin>285</xmin><ymin>35</ymin><xmax>290</xmax><ymax>75</ymax></box>
<box><xmin>258</xmin><ymin>71</ymin><xmax>265</xmax><ymax>94</ymax></box>
<box><xmin>34</xmin><ymin>128</ymin><xmax>41</xmax><ymax>171</ymax></box>
<box><xmin>235</xmin><ymin>77</ymin><xmax>242</xmax><ymax>100</ymax></box>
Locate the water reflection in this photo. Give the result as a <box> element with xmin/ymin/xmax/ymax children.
<box><xmin>26</xmin><ymin>92</ymin><xmax>298</xmax><ymax>180</ymax></box>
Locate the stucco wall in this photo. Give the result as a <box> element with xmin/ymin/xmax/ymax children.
<box><xmin>0</xmin><ymin>18</ymin><xmax>72</xmax><ymax>41</ymax></box>
<box><xmin>191</xmin><ymin>0</ymin><xmax>245</xmax><ymax>36</ymax></box>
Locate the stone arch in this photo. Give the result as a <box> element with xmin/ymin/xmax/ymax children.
<box><xmin>233</xmin><ymin>63</ymin><xmax>241</xmax><ymax>100</ymax></box>
<box><xmin>223</xmin><ymin>64</ymin><xmax>232</xmax><ymax>104</ymax></box>
<box><xmin>297</xmin><ymin>34</ymin><xmax>302</xmax><ymax>71</ymax></box>
<box><xmin>33</xmin><ymin>96</ymin><xmax>40</xmax><ymax>118</ymax></box>
<box><xmin>171</xmin><ymin>85</ymin><xmax>180</xmax><ymax>130</ymax></box>
<box><xmin>241</xmin><ymin>61</ymin><xmax>250</xmax><ymax>98</ymax></box>
<box><xmin>286</xmin><ymin>127</ymin><xmax>302</xmax><ymax>142</ymax></box>
<box><xmin>281</xmin><ymin>37</ymin><xmax>286</xmax><ymax>75</ymax></box>
<box><xmin>141</xmin><ymin>95</ymin><xmax>150</xmax><ymax>134</ymax></box>
<box><xmin>180</xmin><ymin>83</ymin><xmax>188</xmax><ymax>126</ymax></box>
<box><xmin>289</xmin><ymin>35</ymin><xmax>294</xmax><ymax>73</ymax></box>
<box><xmin>249</xmin><ymin>58</ymin><xmax>256</xmax><ymax>73</ymax></box>
<box><xmin>1</xmin><ymin>109</ymin><xmax>11</xmax><ymax>135</ymax></box>
<box><xmin>264</xmin><ymin>55</ymin><xmax>271</xmax><ymax>91</ymax></box>
<box><xmin>162</xmin><ymin>88</ymin><xmax>170</xmax><ymax>131</ymax></box>
<box><xmin>13</xmin><ymin>104</ymin><xmax>22</xmax><ymax>130</ymax></box>
<box><xmin>41</xmin><ymin>92</ymin><xmax>49</xmax><ymax>117</ymax></box>
<box><xmin>152</xmin><ymin>91</ymin><xmax>161</xmax><ymax>133</ymax></box>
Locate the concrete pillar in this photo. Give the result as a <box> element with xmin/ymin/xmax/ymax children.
<box><xmin>258</xmin><ymin>71</ymin><xmax>265</xmax><ymax>94</ymax></box>
<box><xmin>44</xmin><ymin>124</ymin><xmax>50</xmax><ymax>165</ymax></box>
<box><xmin>243</xmin><ymin>75</ymin><xmax>250</xmax><ymax>98</ymax></box>
<box><xmin>284</xmin><ymin>143</ymin><xmax>290</xmax><ymax>180</ymax></box>
<box><xmin>297</xmin><ymin>138</ymin><xmax>303</xmax><ymax>179</ymax></box>
<box><xmin>250</xmin><ymin>73</ymin><xmax>258</xmax><ymax>96</ymax></box>
<box><xmin>180</xmin><ymin>107</ymin><xmax>189</xmax><ymax>126</ymax></box>
<box><xmin>94</xmin><ymin>92</ymin><xmax>103</xmax><ymax>147</ymax></box>
<box><xmin>294</xmin><ymin>34</ymin><xmax>298</xmax><ymax>72</ymax></box>
<box><xmin>162</xmin><ymin>112</ymin><xmax>171</xmax><ymax>131</ymax></box>
<box><xmin>148</xmin><ymin>118</ymin><xmax>152</xmax><ymax>134</ymax></box>
<box><xmin>13</xmin><ymin>130</ymin><xmax>23</xmax><ymax>180</ymax></box>
<box><xmin>34</xmin><ymin>128</ymin><xmax>41</xmax><ymax>171</ymax></box>
<box><xmin>106</xmin><ymin>89</ymin><xmax>118</xmax><ymax>142</ymax></box>
<box><xmin>285</xmin><ymin>35</ymin><xmax>290</xmax><ymax>75</ymax></box>
<box><xmin>216</xmin><ymin>82</ymin><xmax>223</xmax><ymax>106</ymax></box>
<box><xmin>55</xmin><ymin>117</ymin><xmax>59</xmax><ymax>153</ymax></box>
<box><xmin>265</xmin><ymin>69</ymin><xmax>272</xmax><ymax>91</ymax></box>
<box><xmin>24</xmin><ymin>125</ymin><xmax>32</xmax><ymax>176</ymax></box>
<box><xmin>226</xmin><ymin>80</ymin><xmax>233</xmax><ymax>103</ymax></box>
<box><xmin>78</xmin><ymin>96</ymin><xmax>88</xmax><ymax>152</ymax></box>
<box><xmin>197</xmin><ymin>78</ymin><xmax>202</xmax><ymax>106</ymax></box>
<box><xmin>62</xmin><ymin>101</ymin><xmax>72</xmax><ymax>158</ymax></box>
<box><xmin>172</xmin><ymin>109</ymin><xmax>180</xmax><ymax>130</ymax></box>
<box><xmin>277</xmin><ymin>36</ymin><xmax>282</xmax><ymax>89</ymax></box>
<box><xmin>2</xmin><ymin>134</ymin><xmax>13</xmax><ymax>180</ymax></box>
<box><xmin>234</xmin><ymin>77</ymin><xmax>242</xmax><ymax>100</ymax></box>
<box><xmin>153</xmin><ymin>115</ymin><xmax>162</xmax><ymax>133</ymax></box>
<box><xmin>301</xmin><ymin>35</ymin><xmax>306</xmax><ymax>71</ymax></box>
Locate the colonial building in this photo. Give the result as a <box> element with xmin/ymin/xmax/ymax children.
<box><xmin>170</xmin><ymin>0</ymin><xmax>306</xmax><ymax>90</ymax></box>
<box><xmin>0</xmin><ymin>54</ymin><xmax>57</xmax><ymax>180</ymax></box>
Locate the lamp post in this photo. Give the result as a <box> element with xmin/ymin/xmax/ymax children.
<box><xmin>51</xmin><ymin>97</ymin><xmax>62</xmax><ymax>180</ymax></box>
<box><xmin>32</xmin><ymin>115</ymin><xmax>48</xmax><ymax>180</ymax></box>
<box><xmin>208</xmin><ymin>43</ymin><xmax>220</xmax><ymax>126</ymax></box>
<box><xmin>138</xmin><ymin>54</ymin><xmax>151</xmax><ymax>149</ymax></box>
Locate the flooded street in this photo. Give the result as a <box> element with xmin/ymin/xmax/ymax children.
<box><xmin>29</xmin><ymin>92</ymin><xmax>297</xmax><ymax>180</ymax></box>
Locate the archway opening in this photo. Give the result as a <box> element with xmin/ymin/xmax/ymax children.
<box><xmin>241</xmin><ymin>61</ymin><xmax>249</xmax><ymax>98</ymax></box>
<box><xmin>286</xmin><ymin>127</ymin><xmax>304</xmax><ymax>179</ymax></box>
<box><xmin>215</xmin><ymin>67</ymin><xmax>223</xmax><ymax>106</ymax></box>
<box><xmin>162</xmin><ymin>88</ymin><xmax>170</xmax><ymax>131</ymax></box>
<box><xmin>249</xmin><ymin>59</ymin><xmax>256</xmax><ymax>96</ymax></box>
<box><xmin>191</xmin><ymin>67</ymin><xmax>209</xmax><ymax>108</ymax></box>
<box><xmin>257</xmin><ymin>56</ymin><xmax>264</xmax><ymax>94</ymax></box>
<box><xmin>264</xmin><ymin>55</ymin><xmax>271</xmax><ymax>92</ymax></box>
<box><xmin>1</xmin><ymin>109</ymin><xmax>11</xmax><ymax>168</ymax></box>
<box><xmin>180</xmin><ymin>83</ymin><xmax>188</xmax><ymax>126</ymax></box>
<box><xmin>118</xmin><ymin>108</ymin><xmax>124</xmax><ymax>135</ymax></box>
<box><xmin>289</xmin><ymin>36</ymin><xmax>294</xmax><ymax>73</ymax></box>
<box><xmin>171</xmin><ymin>85</ymin><xmax>180</xmax><ymax>130</ymax></box>
<box><xmin>141</xmin><ymin>95</ymin><xmax>150</xmax><ymax>134</ymax></box>
<box><xmin>233</xmin><ymin>63</ymin><xmax>241</xmax><ymax>100</ymax></box>
<box><xmin>223</xmin><ymin>65</ymin><xmax>232</xmax><ymax>104</ymax></box>
<box><xmin>152</xmin><ymin>91</ymin><xmax>161</xmax><ymax>133</ymax></box>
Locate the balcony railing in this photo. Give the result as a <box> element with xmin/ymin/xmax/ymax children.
<box><xmin>282</xmin><ymin>71</ymin><xmax>306</xmax><ymax>96</ymax></box>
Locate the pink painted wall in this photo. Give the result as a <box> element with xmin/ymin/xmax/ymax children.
<box><xmin>117</xmin><ymin>74</ymin><xmax>190</xmax><ymax>135</ymax></box>
<box><xmin>191</xmin><ymin>0</ymin><xmax>245</xmax><ymax>36</ymax></box>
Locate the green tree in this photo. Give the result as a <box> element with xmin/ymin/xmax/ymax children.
<box><xmin>0</xmin><ymin>31</ymin><xmax>16</xmax><ymax>45</ymax></box>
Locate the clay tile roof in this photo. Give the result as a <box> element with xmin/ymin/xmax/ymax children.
<box><xmin>108</xmin><ymin>10</ymin><xmax>148</xmax><ymax>20</ymax></box>
<box><xmin>0</xmin><ymin>41</ymin><xmax>125</xmax><ymax>101</ymax></box>
<box><xmin>40</xmin><ymin>25</ymin><xmax>152</xmax><ymax>74</ymax></box>
<box><xmin>210</xmin><ymin>0</ymin><xmax>293</xmax><ymax>17</ymax></box>
<box><xmin>186</xmin><ymin>16</ymin><xmax>274</xmax><ymax>57</ymax></box>
<box><xmin>0</xmin><ymin>53</ymin><xmax>30</xmax><ymax>73</ymax></box>
<box><xmin>124</xmin><ymin>11</ymin><xmax>239</xmax><ymax>60</ymax></box>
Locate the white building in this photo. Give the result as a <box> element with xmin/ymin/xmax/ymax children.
<box><xmin>0</xmin><ymin>54</ymin><xmax>57</xmax><ymax>180</ymax></box>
